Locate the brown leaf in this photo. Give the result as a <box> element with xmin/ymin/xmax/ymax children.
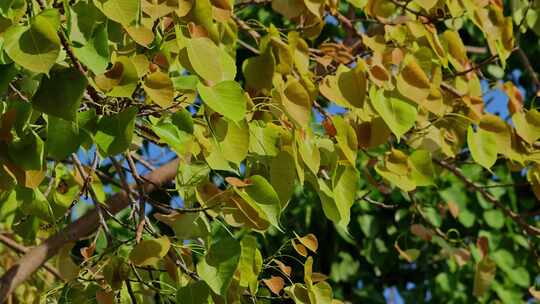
<box><xmin>447</xmin><ymin>201</ymin><xmax>460</xmax><ymax>218</ymax></box>
<box><xmin>96</xmin><ymin>290</ymin><xmax>115</xmax><ymax>304</ymax></box>
<box><xmin>153</xmin><ymin>53</ymin><xmax>169</xmax><ymax>69</ymax></box>
<box><xmin>188</xmin><ymin>22</ymin><xmax>209</xmax><ymax>38</ymax></box>
<box><xmin>164</xmin><ymin>256</ymin><xmax>179</xmax><ymax>282</ymax></box>
<box><xmin>394</xmin><ymin>242</ymin><xmax>420</xmax><ymax>263</ymax></box>
<box><xmin>225</xmin><ymin>177</ymin><xmax>252</xmax><ymax>187</ymax></box>
<box><xmin>503</xmin><ymin>82</ymin><xmax>523</xmax><ymax>114</ymax></box>
<box><xmin>80</xmin><ymin>243</ymin><xmax>96</xmax><ymax>261</ymax></box>
<box><xmin>477</xmin><ymin>236</ymin><xmax>489</xmax><ymax>258</ymax></box>
<box><xmin>322</xmin><ymin>117</ymin><xmax>337</xmax><ymax>137</ymax></box>
<box><xmin>0</xmin><ymin>109</ymin><xmax>16</xmax><ymax>142</ymax></box>
<box><xmin>410</xmin><ymin>224</ymin><xmax>433</xmax><ymax>241</ymax></box>
<box><xmin>453</xmin><ymin>248</ymin><xmax>471</xmax><ymax>267</ymax></box>
<box><xmin>529</xmin><ymin>287</ymin><xmax>540</xmax><ymax>300</ymax></box>
<box><xmin>291</xmin><ymin>240</ymin><xmax>308</xmax><ymax>257</ymax></box>
<box><xmin>263</xmin><ymin>276</ymin><xmax>285</xmax><ymax>295</ymax></box>
<box><xmin>297</xmin><ymin>234</ymin><xmax>318</xmax><ymax>253</ymax></box>
<box><xmin>273</xmin><ymin>259</ymin><xmax>292</xmax><ymax>277</ymax></box>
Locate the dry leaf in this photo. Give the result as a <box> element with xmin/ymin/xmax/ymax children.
<box><xmin>298</xmin><ymin>234</ymin><xmax>318</xmax><ymax>253</ymax></box>
<box><xmin>263</xmin><ymin>276</ymin><xmax>285</xmax><ymax>295</ymax></box>
<box><xmin>410</xmin><ymin>224</ymin><xmax>433</xmax><ymax>241</ymax></box>
<box><xmin>291</xmin><ymin>239</ymin><xmax>308</xmax><ymax>257</ymax></box>
<box><xmin>273</xmin><ymin>259</ymin><xmax>292</xmax><ymax>277</ymax></box>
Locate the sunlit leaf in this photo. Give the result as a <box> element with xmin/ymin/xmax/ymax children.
<box><xmin>129</xmin><ymin>237</ymin><xmax>171</xmax><ymax>266</ymax></box>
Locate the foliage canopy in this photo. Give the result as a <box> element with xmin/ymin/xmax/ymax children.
<box><xmin>0</xmin><ymin>0</ymin><xmax>540</xmax><ymax>303</ymax></box>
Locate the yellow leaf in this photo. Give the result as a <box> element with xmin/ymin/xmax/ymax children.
<box><xmin>396</xmin><ymin>56</ymin><xmax>431</xmax><ymax>103</ymax></box>
<box><xmin>144</xmin><ymin>71</ymin><xmax>174</xmax><ymax>108</ymax></box>
<box><xmin>281</xmin><ymin>77</ymin><xmax>312</xmax><ymax>127</ymax></box>
<box><xmin>319</xmin><ymin>65</ymin><xmax>366</xmax><ymax>109</ymax></box>
<box><xmin>129</xmin><ymin>237</ymin><xmax>171</xmax><ymax>266</ymax></box>
<box><xmin>513</xmin><ymin>109</ymin><xmax>540</xmax><ymax>144</ymax></box>
<box><xmin>332</xmin><ymin>116</ymin><xmax>357</xmax><ymax>166</ymax></box>
<box><xmin>125</xmin><ymin>25</ymin><xmax>155</xmax><ymax>47</ymax></box>
<box><xmin>467</xmin><ymin>125</ymin><xmax>497</xmax><ymax>170</ymax></box>
<box><xmin>473</xmin><ymin>257</ymin><xmax>496</xmax><ymax>297</ymax></box>
<box><xmin>413</xmin><ymin>0</ymin><xmax>438</xmax><ymax>10</ymax></box>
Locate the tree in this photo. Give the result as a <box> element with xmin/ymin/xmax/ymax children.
<box><xmin>0</xmin><ymin>0</ymin><xmax>539</xmax><ymax>302</ymax></box>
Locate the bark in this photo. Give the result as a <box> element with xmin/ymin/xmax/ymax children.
<box><xmin>0</xmin><ymin>159</ymin><xmax>180</xmax><ymax>302</ymax></box>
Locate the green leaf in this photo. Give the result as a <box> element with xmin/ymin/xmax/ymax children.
<box><xmin>94</xmin><ymin>0</ymin><xmax>139</xmax><ymax>25</ymax></box>
<box><xmin>238</xmin><ymin>236</ymin><xmax>263</xmax><ymax>293</ymax></box>
<box><xmin>197</xmin><ymin>81</ymin><xmax>247</xmax><ymax>122</ymax></box>
<box><xmin>172</xmin><ymin>75</ymin><xmax>199</xmax><ymax>91</ymax></box>
<box><xmin>154</xmin><ymin>212</ymin><xmax>208</xmax><ymax>240</ymax></box>
<box><xmin>72</xmin><ymin>23</ymin><xmax>109</xmax><ymax>74</ymax></box>
<box><xmin>176</xmin><ymin>281</ymin><xmax>212</xmax><ymax>304</ymax></box>
<box><xmin>333</xmin><ymin>116</ymin><xmax>357</xmax><ymax>166</ymax></box>
<box><xmin>483</xmin><ymin>209</ymin><xmax>504</xmax><ymax>229</ymax></box>
<box><xmin>270</xmin><ymin>150</ymin><xmax>297</xmax><ymax>205</ymax></box>
<box><xmin>3</xmin><ymin>10</ymin><xmax>60</xmax><ymax>74</ymax></box>
<box><xmin>186</xmin><ymin>37</ymin><xmax>236</xmax><ymax>83</ymax></box>
<box><xmin>370</xmin><ymin>88</ymin><xmax>417</xmax><ymax>139</ymax></box>
<box><xmin>240</xmin><ymin>175</ymin><xmax>283</xmax><ymax>229</ymax></box>
<box><xmin>32</xmin><ymin>67</ymin><xmax>88</xmax><ymax>121</ymax></box>
<box><xmin>248</xmin><ymin>121</ymin><xmax>281</xmax><ymax>157</ymax></box>
<box><xmin>358</xmin><ymin>214</ymin><xmax>379</xmax><ymax>238</ymax></box>
<box><xmin>297</xmin><ymin>133</ymin><xmax>320</xmax><ymax>175</ymax></box>
<box><xmin>409</xmin><ymin>150</ymin><xmax>435</xmax><ymax>186</ymax></box>
<box><xmin>46</xmin><ymin>116</ymin><xmax>80</xmax><ymax>160</ymax></box>
<box><xmin>151</xmin><ymin>120</ymin><xmax>193</xmax><ymax>156</ymax></box>
<box><xmin>8</xmin><ymin>130</ymin><xmax>44</xmax><ymax>170</ymax></box>
<box><xmin>176</xmin><ymin>161</ymin><xmax>210</xmax><ymax>202</ymax></box>
<box><xmin>242</xmin><ymin>48</ymin><xmax>275</xmax><ymax>90</ymax></box>
<box><xmin>17</xmin><ymin>186</ymin><xmax>52</xmax><ymax>221</ymax></box>
<box><xmin>0</xmin><ymin>64</ymin><xmax>18</xmax><ymax>95</ymax></box>
<box><xmin>467</xmin><ymin>126</ymin><xmax>497</xmax><ymax>170</ymax></box>
<box><xmin>171</xmin><ymin>108</ymin><xmax>194</xmax><ymax>134</ymax></box>
<box><xmin>309</xmin><ymin>282</ymin><xmax>333</xmax><ymax>304</ymax></box>
<box><xmin>333</xmin><ymin>164</ymin><xmax>359</xmax><ymax>227</ymax></box>
<box><xmin>197</xmin><ymin>234</ymin><xmax>241</xmax><ymax>295</ymax></box>
<box><xmin>95</xmin><ymin>106</ymin><xmax>137</xmax><ymax>156</ymax></box>
<box><xmin>129</xmin><ymin>237</ymin><xmax>171</xmax><ymax>266</ymax></box>
<box><xmin>214</xmin><ymin>118</ymin><xmax>249</xmax><ymax>164</ymax></box>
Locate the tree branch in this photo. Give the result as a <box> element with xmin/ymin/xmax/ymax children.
<box><xmin>0</xmin><ymin>159</ymin><xmax>180</xmax><ymax>302</ymax></box>
<box><xmin>434</xmin><ymin>159</ymin><xmax>540</xmax><ymax>236</ymax></box>
<box><xmin>0</xmin><ymin>234</ymin><xmax>62</xmax><ymax>280</ymax></box>
<box><xmin>515</xmin><ymin>47</ymin><xmax>540</xmax><ymax>92</ymax></box>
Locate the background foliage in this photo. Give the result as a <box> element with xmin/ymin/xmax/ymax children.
<box><xmin>0</xmin><ymin>0</ymin><xmax>540</xmax><ymax>303</ymax></box>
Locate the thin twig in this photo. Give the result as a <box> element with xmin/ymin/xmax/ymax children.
<box><xmin>72</xmin><ymin>153</ymin><xmax>113</xmax><ymax>244</ymax></box>
<box><xmin>126</xmin><ymin>152</ymin><xmax>146</xmax><ymax>243</ymax></box>
<box><xmin>515</xmin><ymin>47</ymin><xmax>540</xmax><ymax>92</ymax></box>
